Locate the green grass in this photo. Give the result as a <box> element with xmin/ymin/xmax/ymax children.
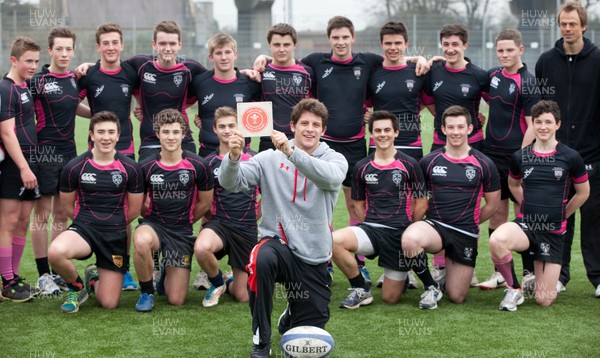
<box><xmin>2</xmin><ymin>109</ymin><xmax>597</xmax><ymax>357</ymax></box>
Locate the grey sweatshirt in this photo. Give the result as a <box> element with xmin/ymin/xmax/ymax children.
<box><xmin>219</xmin><ymin>140</ymin><xmax>347</xmax><ymax>264</ymax></box>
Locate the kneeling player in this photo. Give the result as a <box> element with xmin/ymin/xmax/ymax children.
<box><xmin>133</xmin><ymin>109</ymin><xmax>213</xmax><ymax>312</ymax></box>
<box><xmin>489</xmin><ymin>100</ymin><xmax>589</xmax><ymax>311</ymax></box>
<box><xmin>402</xmin><ymin>106</ymin><xmax>500</xmax><ymax>309</ymax></box>
<box><xmin>48</xmin><ymin>111</ymin><xmax>144</xmax><ymax>313</ymax></box>
<box><xmin>333</xmin><ymin>111</ymin><xmax>428</xmax><ymax>308</ymax></box>
<box><xmin>194</xmin><ymin>107</ymin><xmax>259</xmax><ymax>307</ymax></box>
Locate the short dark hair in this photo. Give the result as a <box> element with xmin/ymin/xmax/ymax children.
<box><xmin>154</xmin><ymin>20</ymin><xmax>181</xmax><ymax>42</ymax></box>
<box><xmin>89</xmin><ymin>111</ymin><xmax>120</xmax><ymax>132</ymax></box>
<box><xmin>267</xmin><ymin>23</ymin><xmax>297</xmax><ymax>44</ymax></box>
<box><xmin>558</xmin><ymin>1</ymin><xmax>588</xmax><ymax>33</ymax></box>
<box><xmin>531</xmin><ymin>100</ymin><xmax>561</xmax><ymax>124</ymax></box>
<box><xmin>291</xmin><ymin>98</ymin><xmax>328</xmax><ymax>127</ymax></box>
<box><xmin>442</xmin><ymin>105</ymin><xmax>471</xmax><ymax>126</ymax></box>
<box><xmin>495</xmin><ymin>28</ymin><xmax>522</xmax><ymax>46</ymax></box>
<box><xmin>155</xmin><ymin>108</ymin><xmax>188</xmax><ymax>134</ymax></box>
<box><xmin>95</xmin><ymin>23</ymin><xmax>122</xmax><ymax>45</ymax></box>
<box><xmin>327</xmin><ymin>16</ymin><xmax>354</xmax><ymax>37</ymax></box>
<box><xmin>368</xmin><ymin>111</ymin><xmax>398</xmax><ymax>134</ymax></box>
<box><xmin>10</xmin><ymin>37</ymin><xmax>41</xmax><ymax>59</ymax></box>
<box><xmin>48</xmin><ymin>26</ymin><xmax>76</xmax><ymax>49</ymax></box>
<box><xmin>379</xmin><ymin>21</ymin><xmax>408</xmax><ymax>43</ymax></box>
<box><xmin>440</xmin><ymin>24</ymin><xmax>468</xmax><ymax>44</ymax></box>
<box><xmin>214</xmin><ymin>106</ymin><xmax>237</xmax><ymax>127</ymax></box>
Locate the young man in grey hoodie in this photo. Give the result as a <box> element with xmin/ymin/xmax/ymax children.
<box><xmin>219</xmin><ymin>98</ymin><xmax>347</xmax><ymax>357</ymax></box>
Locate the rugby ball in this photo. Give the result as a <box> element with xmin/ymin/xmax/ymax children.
<box><xmin>280</xmin><ymin>326</ymin><xmax>334</xmax><ymax>358</ymax></box>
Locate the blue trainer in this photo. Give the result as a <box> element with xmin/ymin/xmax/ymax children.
<box><xmin>122</xmin><ymin>271</ymin><xmax>138</xmax><ymax>291</ymax></box>
<box><xmin>135</xmin><ymin>292</ymin><xmax>155</xmax><ymax>312</ymax></box>
<box><xmin>358</xmin><ymin>265</ymin><xmax>372</xmax><ymax>284</ymax></box>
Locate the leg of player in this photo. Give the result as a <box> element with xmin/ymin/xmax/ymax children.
<box><xmin>122</xmin><ymin>223</ymin><xmax>138</xmax><ymax>291</ymax></box>
<box><xmin>381</xmin><ymin>269</ymin><xmax>407</xmax><ymax>304</ymax></box>
<box><xmin>48</xmin><ymin>231</ymin><xmax>93</xmax><ymax>313</ymax></box>
<box><xmin>444</xmin><ymin>259</ymin><xmax>473</xmax><ymax>304</ymax></box>
<box><xmin>13</xmin><ymin>201</ymin><xmax>35</xmax><ymax>278</ymax></box>
<box><xmin>533</xmin><ymin>260</ymin><xmax>560</xmax><ymax>307</ymax></box>
<box><xmin>229</xmin><ymin>267</ymin><xmax>248</xmax><ymax>303</ymax></box>
<box><xmin>133</xmin><ymin>224</ymin><xmax>160</xmax><ymax>311</ymax></box>
<box><xmin>95</xmin><ymin>268</ymin><xmax>124</xmax><ymax>309</ymax></box>
<box><xmin>163</xmin><ymin>267</ymin><xmax>190</xmax><ymax>306</ymax></box>
<box><xmin>332</xmin><ymin>227</ymin><xmax>372</xmax><ymax>309</ymax></box>
<box><xmin>195</xmin><ymin>228</ymin><xmax>227</xmax><ymax>307</ymax></box>
<box><xmin>31</xmin><ymin>196</ymin><xmax>61</xmax><ymax>296</ymax></box>
<box><xmin>489</xmin><ymin>222</ymin><xmax>530</xmax><ymax>311</ymax></box>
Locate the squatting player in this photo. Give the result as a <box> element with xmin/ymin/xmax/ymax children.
<box><xmin>488</xmin><ymin>100</ymin><xmax>589</xmax><ymax>311</ymax></box>
<box><xmin>332</xmin><ymin>111</ymin><xmax>431</xmax><ymax>309</ymax></box>
<box><xmin>48</xmin><ymin>111</ymin><xmax>144</xmax><ymax>313</ymax></box>
<box><xmin>402</xmin><ymin>105</ymin><xmax>500</xmax><ymax>309</ymax></box>
<box><xmin>194</xmin><ymin>106</ymin><xmax>259</xmax><ymax>307</ymax></box>
<box><xmin>219</xmin><ymin>99</ymin><xmax>347</xmax><ymax>357</ymax></box>
<box><xmin>133</xmin><ymin>109</ymin><xmax>213</xmax><ymax>312</ymax></box>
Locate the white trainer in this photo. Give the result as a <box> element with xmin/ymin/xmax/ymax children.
<box><xmin>419</xmin><ymin>285</ymin><xmax>443</xmax><ymax>309</ymax></box>
<box><xmin>36</xmin><ymin>273</ymin><xmax>61</xmax><ymax>296</ymax></box>
<box><xmin>193</xmin><ymin>271</ymin><xmax>211</xmax><ymax>290</ymax></box>
<box><xmin>202</xmin><ymin>283</ymin><xmax>227</xmax><ymax>307</ymax></box>
<box><xmin>499</xmin><ymin>288</ymin><xmax>524</xmax><ymax>312</ymax></box>
<box><xmin>478</xmin><ymin>271</ymin><xmax>507</xmax><ymax>290</ymax></box>
<box><xmin>522</xmin><ymin>273</ymin><xmax>536</xmax><ymax>296</ymax></box>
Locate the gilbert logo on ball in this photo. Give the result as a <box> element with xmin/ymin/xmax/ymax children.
<box><xmin>280</xmin><ymin>326</ymin><xmax>334</xmax><ymax>358</ymax></box>
<box><xmin>237</xmin><ymin>101</ymin><xmax>273</xmax><ymax>137</ymax></box>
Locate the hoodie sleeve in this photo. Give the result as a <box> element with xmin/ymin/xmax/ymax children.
<box><xmin>219</xmin><ymin>153</ymin><xmax>262</xmax><ymax>193</ymax></box>
<box><xmin>288</xmin><ymin>147</ymin><xmax>348</xmax><ymax>191</ymax></box>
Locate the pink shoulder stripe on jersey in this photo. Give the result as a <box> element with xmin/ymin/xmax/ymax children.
<box><xmin>573</xmin><ymin>173</ymin><xmax>589</xmax><ymax>184</ymax></box>
<box><xmin>87</xmin><ymin>158</ymin><xmax>127</xmax><ymax>172</ymax></box>
<box><xmin>531</xmin><ymin>148</ymin><xmax>557</xmax><ymax>156</ymax></box>
<box><xmin>48</xmin><ymin>70</ymin><xmax>74</xmax><ymax>78</ymax></box>
<box><xmin>212</xmin><ymin>76</ymin><xmax>237</xmax><ymax>84</ymax></box>
<box><xmin>370</xmin><ymin>158</ymin><xmax>408</xmax><ymax>171</ymax></box>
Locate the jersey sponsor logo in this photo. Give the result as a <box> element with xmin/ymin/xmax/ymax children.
<box><xmin>392</xmin><ymin>170</ymin><xmax>402</xmax><ymax>185</ymax></box>
<box><xmin>150</xmin><ymin>174</ymin><xmax>165</xmax><ymax>184</ymax></box>
<box><xmin>44</xmin><ymin>81</ymin><xmax>62</xmax><ymax>94</ymax></box>
<box><xmin>202</xmin><ymin>93</ymin><xmax>214</xmax><ymax>105</ymax></box>
<box><xmin>234</xmin><ymin>94</ymin><xmax>245</xmax><ymax>103</ymax></box>
<box><xmin>432</xmin><ymin>166</ymin><xmax>447</xmax><ymax>176</ymax></box>
<box><xmin>353</xmin><ymin>66</ymin><xmax>362</xmax><ymax>79</ymax></box>
<box><xmin>406</xmin><ymin>79</ymin><xmax>415</xmax><ymax>92</ymax></box>
<box><xmin>585</xmin><ymin>164</ymin><xmax>593</xmax><ymax>171</ymax></box>
<box><xmin>213</xmin><ymin>166</ymin><xmax>220</xmax><ymax>178</ymax></box>
<box><xmin>433</xmin><ymin>81</ymin><xmax>443</xmax><ymax>92</ymax></box>
<box><xmin>553</xmin><ymin>167</ymin><xmax>564</xmax><ymax>180</ymax></box>
<box><xmin>20</xmin><ymin>92</ymin><xmax>30</xmax><ymax>104</ymax></box>
<box><xmin>81</xmin><ymin>172</ymin><xmax>97</xmax><ymax>184</ymax></box>
<box><xmin>375</xmin><ymin>81</ymin><xmax>386</xmax><ymax>94</ymax></box>
<box><xmin>465</xmin><ymin>165</ymin><xmax>476</xmax><ymax>181</ymax></box>
<box><xmin>464</xmin><ymin>247</ymin><xmax>474</xmax><ymax>259</ymax></box>
<box><xmin>365</xmin><ymin>173</ymin><xmax>378</xmax><ymax>184</ymax></box>
<box><xmin>490</xmin><ymin>76</ymin><xmax>500</xmax><ymax>89</ymax></box>
<box><xmin>143</xmin><ymin>72</ymin><xmax>157</xmax><ymax>84</ymax></box>
<box><xmin>112</xmin><ymin>171</ymin><xmax>123</xmax><ymax>186</ymax></box>
<box><xmin>523</xmin><ymin>167</ymin><xmax>534</xmax><ymax>179</ymax></box>
<box><xmin>460</xmin><ymin>83</ymin><xmax>471</xmax><ymax>96</ymax></box>
<box><xmin>112</xmin><ymin>255</ymin><xmax>124</xmax><ymax>268</ymax></box>
<box><xmin>540</xmin><ymin>242</ymin><xmax>550</xmax><ymax>255</ymax></box>
<box><xmin>263</xmin><ymin>71</ymin><xmax>276</xmax><ymax>80</ymax></box>
<box><xmin>179</xmin><ymin>170</ymin><xmax>190</xmax><ymax>185</ymax></box>
<box><xmin>509</xmin><ymin>83</ymin><xmax>516</xmax><ymax>95</ymax></box>
<box><xmin>173</xmin><ymin>73</ymin><xmax>183</xmax><ymax>87</ymax></box>
<box><xmin>94</xmin><ymin>85</ymin><xmax>104</xmax><ymax>98</ymax></box>
<box><xmin>322</xmin><ymin>67</ymin><xmax>333</xmax><ymax>79</ymax></box>
<box><xmin>121</xmin><ymin>84</ymin><xmax>130</xmax><ymax>96</ymax></box>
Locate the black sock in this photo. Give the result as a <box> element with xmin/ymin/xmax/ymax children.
<box><xmin>140</xmin><ymin>279</ymin><xmax>154</xmax><ymax>294</ymax></box>
<box><xmin>348</xmin><ymin>273</ymin><xmax>368</xmax><ymax>290</ymax></box>
<box><xmin>67</xmin><ymin>276</ymin><xmax>84</xmax><ymax>291</ymax></box>
<box><xmin>521</xmin><ymin>251</ymin><xmax>535</xmax><ymax>275</ymax></box>
<box><xmin>355</xmin><ymin>255</ymin><xmax>365</xmax><ymax>267</ymax></box>
<box><xmin>125</xmin><ymin>255</ymin><xmax>131</xmax><ymax>271</ymax></box>
<box><xmin>208</xmin><ymin>270</ymin><xmax>224</xmax><ymax>287</ymax></box>
<box><xmin>36</xmin><ymin>257</ymin><xmax>51</xmax><ymax>276</ymax></box>
<box><xmin>410</xmin><ymin>252</ymin><xmax>437</xmax><ymax>288</ymax></box>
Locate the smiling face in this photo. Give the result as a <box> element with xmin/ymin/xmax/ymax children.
<box><xmin>90</xmin><ymin>120</ymin><xmax>119</xmax><ymax>155</ymax></box>
<box><xmin>97</xmin><ymin>32</ymin><xmax>123</xmax><ymax>66</ymax></box>
<box><xmin>290</xmin><ymin>112</ymin><xmax>325</xmax><ymax>154</ymax></box>
<box><xmin>157</xmin><ymin>122</ymin><xmax>184</xmax><ymax>154</ymax></box>
<box><xmin>153</xmin><ymin>31</ymin><xmax>181</xmax><ymax>68</ymax></box>
<box><xmin>381</xmin><ymin>34</ymin><xmax>407</xmax><ymax>65</ymax></box>
<box><xmin>441</xmin><ymin>35</ymin><xmax>467</xmax><ymax>67</ymax></box>
<box><xmin>371</xmin><ymin>118</ymin><xmax>399</xmax><ymax>151</ymax></box>
<box><xmin>214</xmin><ymin>115</ymin><xmax>237</xmax><ymax>145</ymax></box>
<box><xmin>328</xmin><ymin>27</ymin><xmax>354</xmax><ymax>61</ymax></box>
<box><xmin>533</xmin><ymin>112</ymin><xmax>560</xmax><ymax>144</ymax></box>
<box><xmin>442</xmin><ymin>115</ymin><xmax>472</xmax><ymax>149</ymax></box>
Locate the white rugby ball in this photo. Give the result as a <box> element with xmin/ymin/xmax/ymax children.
<box><xmin>280</xmin><ymin>325</ymin><xmax>334</xmax><ymax>358</ymax></box>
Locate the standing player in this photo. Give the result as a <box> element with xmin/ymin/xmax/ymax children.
<box><xmin>258</xmin><ymin>23</ymin><xmax>313</xmax><ymax>152</ymax></box>
<box><xmin>535</xmin><ymin>1</ymin><xmax>600</xmax><ymax>296</ymax></box>
<box><xmin>133</xmin><ymin>109</ymin><xmax>213</xmax><ymax>312</ymax></box>
<box><xmin>0</xmin><ymin>37</ymin><xmax>40</xmax><ymax>302</ymax></box>
<box><xmin>78</xmin><ymin>22</ymin><xmax>140</xmax><ymax>290</ymax></box>
<box><xmin>219</xmin><ymin>99</ymin><xmax>347</xmax><ymax>357</ymax></box>
<box><xmin>191</xmin><ymin>33</ymin><xmax>261</xmax><ymax>157</ymax></box>
<box><xmin>489</xmin><ymin>100</ymin><xmax>589</xmax><ymax>311</ymax></box>
<box><xmin>30</xmin><ymin>26</ymin><xmax>90</xmax><ymax>295</ymax></box>
<box><xmin>48</xmin><ymin>111</ymin><xmax>144</xmax><ymax>313</ymax></box>
<box><xmin>402</xmin><ymin>105</ymin><xmax>500</xmax><ymax>309</ymax></box>
<box><xmin>194</xmin><ymin>107</ymin><xmax>259</xmax><ymax>307</ymax></box>
<box><xmin>478</xmin><ymin>29</ymin><xmax>540</xmax><ymax>290</ymax></box>
<box><xmin>332</xmin><ymin>111</ymin><xmax>430</xmax><ymax>308</ymax></box>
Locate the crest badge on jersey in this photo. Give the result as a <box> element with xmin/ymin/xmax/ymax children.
<box><xmin>112</xmin><ymin>255</ymin><xmax>123</xmax><ymax>268</ymax></box>
<box><xmin>465</xmin><ymin>166</ymin><xmax>476</xmax><ymax>181</ymax></box>
<box><xmin>464</xmin><ymin>247</ymin><xmax>474</xmax><ymax>259</ymax></box>
<box><xmin>540</xmin><ymin>243</ymin><xmax>550</xmax><ymax>255</ymax></box>
<box><xmin>509</xmin><ymin>83</ymin><xmax>516</xmax><ymax>95</ymax></box>
<box><xmin>112</xmin><ymin>171</ymin><xmax>123</xmax><ymax>186</ymax></box>
<box><xmin>553</xmin><ymin>167</ymin><xmax>564</xmax><ymax>180</ymax></box>
<box><xmin>392</xmin><ymin>170</ymin><xmax>402</xmax><ymax>185</ymax></box>
<box><xmin>174</xmin><ymin>74</ymin><xmax>183</xmax><ymax>87</ymax></box>
<box><xmin>460</xmin><ymin>84</ymin><xmax>470</xmax><ymax>96</ymax></box>
<box><xmin>234</xmin><ymin>94</ymin><xmax>245</xmax><ymax>103</ymax></box>
<box><xmin>292</xmin><ymin>73</ymin><xmax>302</xmax><ymax>85</ymax></box>
<box><xmin>353</xmin><ymin>66</ymin><xmax>362</xmax><ymax>80</ymax></box>
<box><xmin>179</xmin><ymin>170</ymin><xmax>190</xmax><ymax>185</ymax></box>
<box><xmin>406</xmin><ymin>80</ymin><xmax>415</xmax><ymax>92</ymax></box>
<box><xmin>121</xmin><ymin>84</ymin><xmax>129</xmax><ymax>96</ymax></box>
